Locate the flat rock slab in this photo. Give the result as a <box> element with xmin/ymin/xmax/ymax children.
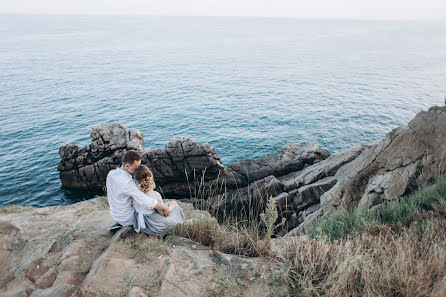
<box><xmin>1</xmin><ymin>199</ymin><xmax>288</xmax><ymax>297</ymax></box>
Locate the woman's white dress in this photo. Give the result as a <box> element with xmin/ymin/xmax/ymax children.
<box><xmin>132</xmin><ymin>189</ymin><xmax>184</xmax><ymax>236</ymax></box>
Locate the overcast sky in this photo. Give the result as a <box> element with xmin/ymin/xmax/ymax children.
<box><xmin>1</xmin><ymin>0</ymin><xmax>446</xmax><ymax>20</ymax></box>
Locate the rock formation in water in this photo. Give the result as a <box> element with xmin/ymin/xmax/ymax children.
<box><xmin>58</xmin><ymin>123</ymin><xmax>331</xmax><ymax>201</ymax></box>
<box><xmin>58</xmin><ymin>105</ymin><xmax>446</xmax><ymax>235</ymax></box>
<box><xmin>58</xmin><ymin>122</ymin><xmax>144</xmax><ymax>189</ymax></box>
<box><xmin>58</xmin><ymin>122</ymin><xmax>225</xmax><ymax>198</ymax></box>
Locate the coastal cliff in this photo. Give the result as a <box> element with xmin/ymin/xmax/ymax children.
<box><xmin>58</xmin><ymin>106</ymin><xmax>446</xmax><ymax>233</ymax></box>
<box><xmin>2</xmin><ymin>105</ymin><xmax>446</xmax><ymax>296</ymax></box>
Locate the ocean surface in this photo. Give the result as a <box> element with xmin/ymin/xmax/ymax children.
<box><xmin>0</xmin><ymin>15</ymin><xmax>445</xmax><ymax>208</ymax></box>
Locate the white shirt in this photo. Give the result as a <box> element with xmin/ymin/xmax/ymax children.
<box><xmin>106</xmin><ymin>167</ymin><xmax>158</xmax><ymax>226</ymax></box>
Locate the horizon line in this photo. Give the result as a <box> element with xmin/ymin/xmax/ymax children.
<box><xmin>1</xmin><ymin>12</ymin><xmax>446</xmax><ymax>22</ymax></box>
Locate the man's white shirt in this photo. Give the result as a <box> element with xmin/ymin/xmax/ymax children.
<box><xmin>106</xmin><ymin>167</ymin><xmax>158</xmax><ymax>226</ymax></box>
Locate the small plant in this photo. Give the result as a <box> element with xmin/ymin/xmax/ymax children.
<box><xmin>309</xmin><ymin>174</ymin><xmax>446</xmax><ymax>240</ymax></box>
<box><xmin>77</xmin><ymin>258</ymin><xmax>94</xmax><ymax>274</ymax></box>
<box><xmin>122</xmin><ymin>272</ymin><xmax>135</xmax><ymax>288</ymax></box>
<box><xmin>132</xmin><ymin>237</ymin><xmax>170</xmax><ymax>264</ymax></box>
<box><xmin>211</xmin><ymin>266</ymin><xmax>242</xmax><ymax>297</ymax></box>
<box><xmin>95</xmin><ymin>195</ymin><xmax>109</xmax><ymax>209</ymax></box>
<box><xmin>42</xmin><ymin>251</ymin><xmax>62</xmax><ymax>268</ymax></box>
<box><xmin>260</xmin><ymin>196</ymin><xmax>286</xmax><ymax>242</ymax></box>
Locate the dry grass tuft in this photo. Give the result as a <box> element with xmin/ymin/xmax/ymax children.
<box><xmin>283</xmin><ymin>217</ymin><xmax>446</xmax><ymax>297</ymax></box>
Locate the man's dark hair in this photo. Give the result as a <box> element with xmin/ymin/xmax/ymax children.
<box><xmin>122</xmin><ymin>150</ymin><xmax>141</xmax><ymax>165</ymax></box>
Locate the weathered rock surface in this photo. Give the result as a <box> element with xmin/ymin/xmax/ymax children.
<box><xmin>212</xmin><ymin>145</ymin><xmax>364</xmax><ymax>231</ymax></box>
<box><xmin>58</xmin><ymin>122</ymin><xmax>144</xmax><ymax>189</ymax></box>
<box><xmin>0</xmin><ymin>199</ymin><xmax>288</xmax><ymax>297</ymax></box>
<box><xmin>58</xmin><ymin>122</ymin><xmax>332</xmax><ymax>200</ymax></box>
<box><xmin>58</xmin><ymin>122</ymin><xmax>225</xmax><ymax>198</ymax></box>
<box><xmin>141</xmin><ymin>137</ymin><xmax>225</xmax><ymax>198</ymax></box>
<box><xmin>320</xmin><ymin>106</ymin><xmax>446</xmax><ymax>211</ymax></box>
<box><xmin>285</xmin><ymin>105</ymin><xmax>446</xmax><ymax>236</ymax></box>
<box><xmin>223</xmin><ymin>144</ymin><xmax>329</xmax><ymax>188</ymax></box>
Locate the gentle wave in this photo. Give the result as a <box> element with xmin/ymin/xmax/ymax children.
<box><xmin>0</xmin><ymin>15</ymin><xmax>445</xmax><ymax>207</ymax></box>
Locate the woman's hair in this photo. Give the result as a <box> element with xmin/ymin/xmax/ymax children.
<box><xmin>134</xmin><ymin>165</ymin><xmax>156</xmax><ymax>194</ymax></box>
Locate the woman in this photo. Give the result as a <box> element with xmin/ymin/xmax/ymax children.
<box><xmin>132</xmin><ymin>164</ymin><xmax>184</xmax><ymax>236</ymax></box>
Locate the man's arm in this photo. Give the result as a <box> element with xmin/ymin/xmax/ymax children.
<box><xmin>154</xmin><ymin>201</ymin><xmax>171</xmax><ymax>216</ymax></box>
<box><xmin>125</xmin><ymin>181</ymin><xmax>171</xmax><ymax>216</ymax></box>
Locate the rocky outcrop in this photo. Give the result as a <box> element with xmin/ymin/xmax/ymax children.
<box><xmin>58</xmin><ymin>122</ymin><xmax>144</xmax><ymax>189</ymax></box>
<box><xmin>285</xmin><ymin>106</ymin><xmax>446</xmax><ymax>236</ymax></box>
<box><xmin>58</xmin><ymin>106</ymin><xmax>446</xmax><ymax>237</ymax></box>
<box><xmin>58</xmin><ymin>123</ymin><xmax>331</xmax><ymax>200</ymax></box>
<box><xmin>320</xmin><ymin>106</ymin><xmax>446</xmax><ymax>211</ymax></box>
<box><xmin>58</xmin><ymin>122</ymin><xmax>225</xmax><ymax>198</ymax></box>
<box><xmin>223</xmin><ymin>144</ymin><xmax>329</xmax><ymax>188</ymax></box>
<box><xmin>0</xmin><ymin>199</ymin><xmax>287</xmax><ymax>297</ymax></box>
<box><xmin>141</xmin><ymin>137</ymin><xmax>225</xmax><ymax>198</ymax></box>
<box><xmin>212</xmin><ymin>145</ymin><xmax>364</xmax><ymax>231</ymax></box>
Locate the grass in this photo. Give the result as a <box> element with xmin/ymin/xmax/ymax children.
<box><xmin>170</xmin><ymin>196</ymin><xmax>280</xmax><ymax>257</ymax></box>
<box><xmin>165</xmin><ymin>167</ymin><xmax>286</xmax><ymax>257</ymax></box>
<box><xmin>308</xmin><ymin>175</ymin><xmax>446</xmax><ymax>240</ymax></box>
<box><xmin>283</xmin><ymin>220</ymin><xmax>446</xmax><ymax>297</ymax></box>
<box><xmin>42</xmin><ymin>251</ymin><xmax>62</xmax><ymax>268</ymax></box>
<box><xmin>131</xmin><ymin>237</ymin><xmax>171</xmax><ymax>264</ymax></box>
<box><xmin>177</xmin><ymin>172</ymin><xmax>446</xmax><ymax>296</ymax></box>
<box><xmin>281</xmin><ymin>174</ymin><xmax>446</xmax><ymax>296</ymax></box>
<box><xmin>77</xmin><ymin>258</ymin><xmax>95</xmax><ymax>274</ymax></box>
<box><xmin>210</xmin><ymin>266</ymin><xmax>242</xmax><ymax>297</ymax></box>
<box><xmin>117</xmin><ymin>165</ymin><xmax>446</xmax><ymax>296</ymax></box>
<box><xmin>95</xmin><ymin>195</ymin><xmax>109</xmax><ymax>209</ymax></box>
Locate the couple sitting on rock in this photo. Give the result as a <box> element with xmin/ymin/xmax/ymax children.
<box><xmin>106</xmin><ymin>151</ymin><xmax>184</xmax><ymax>236</ymax></box>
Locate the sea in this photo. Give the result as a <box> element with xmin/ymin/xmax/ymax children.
<box><xmin>0</xmin><ymin>14</ymin><xmax>445</xmax><ymax>208</ymax></box>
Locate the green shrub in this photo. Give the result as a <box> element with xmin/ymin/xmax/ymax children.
<box><xmin>309</xmin><ymin>174</ymin><xmax>446</xmax><ymax>240</ymax></box>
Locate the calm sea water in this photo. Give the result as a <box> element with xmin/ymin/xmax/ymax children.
<box><xmin>0</xmin><ymin>15</ymin><xmax>445</xmax><ymax>208</ymax></box>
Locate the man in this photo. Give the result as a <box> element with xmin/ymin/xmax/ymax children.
<box><xmin>106</xmin><ymin>150</ymin><xmax>171</xmax><ymax>230</ymax></box>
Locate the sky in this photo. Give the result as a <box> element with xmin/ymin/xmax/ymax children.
<box><xmin>1</xmin><ymin>0</ymin><xmax>446</xmax><ymax>20</ymax></box>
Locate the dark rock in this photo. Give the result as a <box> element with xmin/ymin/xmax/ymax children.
<box><xmin>58</xmin><ymin>122</ymin><xmax>143</xmax><ymax>190</ymax></box>
<box><xmin>223</xmin><ymin>144</ymin><xmax>329</xmax><ymax>188</ymax></box>
<box><xmin>141</xmin><ymin>137</ymin><xmax>224</xmax><ymax>198</ymax></box>
<box><xmin>28</xmin><ymin>284</ymin><xmax>80</xmax><ymax>297</ymax></box>
<box><xmin>278</xmin><ymin>145</ymin><xmax>364</xmax><ymax>191</ymax></box>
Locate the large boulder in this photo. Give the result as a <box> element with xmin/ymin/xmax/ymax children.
<box><xmin>58</xmin><ymin>122</ymin><xmax>143</xmax><ymax>189</ymax></box>
<box><xmin>286</xmin><ymin>106</ymin><xmax>446</xmax><ymax>237</ymax></box>
<box><xmin>57</xmin><ymin>123</ymin><xmax>225</xmax><ymax>197</ymax></box>
<box><xmin>223</xmin><ymin>144</ymin><xmax>329</xmax><ymax>188</ymax></box>
<box><xmin>141</xmin><ymin>137</ymin><xmax>225</xmax><ymax>198</ymax></box>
